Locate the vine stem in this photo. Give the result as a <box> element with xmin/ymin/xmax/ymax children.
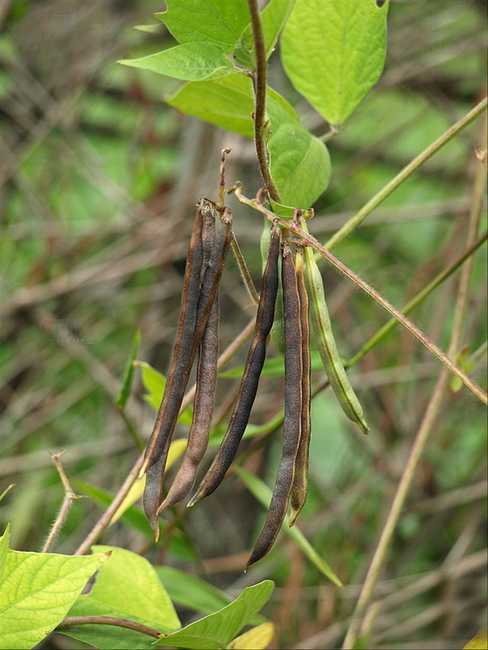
<box><xmin>342</xmin><ymin>132</ymin><xmax>487</xmax><ymax>649</ymax></box>
<box><xmin>60</xmin><ymin>616</ymin><xmax>160</xmax><ymax>639</ymax></box>
<box><xmin>42</xmin><ymin>452</ymin><xmax>80</xmax><ymax>553</ymax></box>
<box><xmin>247</xmin><ymin>0</ymin><xmax>280</xmax><ymax>201</ymax></box>
<box><xmin>325</xmin><ymin>96</ymin><xmax>487</xmax><ymax>250</ymax></box>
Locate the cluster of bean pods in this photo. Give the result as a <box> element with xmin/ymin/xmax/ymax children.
<box><xmin>143</xmin><ymin>202</ymin><xmax>368</xmax><ymax>565</ymax></box>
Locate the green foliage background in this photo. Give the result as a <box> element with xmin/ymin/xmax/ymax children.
<box><xmin>0</xmin><ymin>1</ymin><xmax>486</xmax><ymax>648</ymax></box>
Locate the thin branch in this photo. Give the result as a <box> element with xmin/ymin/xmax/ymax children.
<box><xmin>247</xmin><ymin>0</ymin><xmax>280</xmax><ymax>201</ymax></box>
<box><xmin>232</xmin><ymin>185</ymin><xmax>487</xmax><ymax>405</ymax></box>
<box><xmin>59</xmin><ymin>616</ymin><xmax>160</xmax><ymax>639</ymax></box>
<box><xmin>296</xmin><ymin>227</ymin><xmax>487</xmax><ymax>405</ymax></box>
<box><xmin>325</xmin><ymin>97</ymin><xmax>487</xmax><ymax>250</ymax></box>
<box><xmin>75</xmin><ymin>453</ymin><xmax>144</xmax><ymax>555</ymax></box>
<box><xmin>342</xmin><ymin>132</ymin><xmax>487</xmax><ymax>649</ymax></box>
<box><xmin>231</xmin><ymin>232</ymin><xmax>260</xmax><ymax>305</ymax></box>
<box><xmin>347</xmin><ymin>231</ymin><xmax>488</xmax><ymax>366</ymax></box>
<box><xmin>42</xmin><ymin>452</ymin><xmax>80</xmax><ymax>553</ymax></box>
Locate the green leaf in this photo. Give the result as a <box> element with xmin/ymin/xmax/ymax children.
<box><xmin>168</xmin><ymin>72</ymin><xmax>298</xmax><ymax>138</ymax></box>
<box><xmin>156</xmin><ymin>580</ymin><xmax>274</xmax><ymax>648</ymax></box>
<box><xmin>63</xmin><ymin>544</ymin><xmax>181</xmax><ymax>650</ymax></box>
<box><xmin>135</xmin><ymin>360</ymin><xmax>166</xmax><ymax>411</ymax></box>
<box><xmin>161</xmin><ymin>0</ymin><xmax>250</xmax><ymax>49</ymax></box>
<box><xmin>135</xmin><ymin>360</ymin><xmax>193</xmax><ymax>424</ymax></box>
<box><xmin>120</xmin><ymin>43</ymin><xmax>233</xmax><ymax>81</ymax></box>
<box><xmin>0</xmin><ymin>525</ymin><xmax>9</xmax><ymax>582</ymax></box>
<box><xmin>75</xmin><ymin>480</ymin><xmax>197</xmax><ymax>561</ymax></box>
<box><xmin>282</xmin><ymin>0</ymin><xmax>390</xmax><ymax>125</ymax></box>
<box><xmin>116</xmin><ymin>330</ymin><xmax>141</xmax><ymax>409</ymax></box>
<box><xmin>235</xmin><ymin>467</ymin><xmax>342</xmax><ymax>586</ymax></box>
<box><xmin>0</xmin><ymin>549</ymin><xmax>106</xmax><ymax>650</ymax></box>
<box><xmin>269</xmin><ymin>122</ymin><xmax>331</xmax><ymax>208</ymax></box>
<box><xmin>72</xmin><ymin>546</ymin><xmax>180</xmax><ymax>631</ymax></box>
<box><xmin>234</xmin><ymin>0</ymin><xmax>296</xmax><ymax>68</ymax></box>
<box><xmin>156</xmin><ymin>566</ymin><xmax>231</xmax><ymax>615</ymax></box>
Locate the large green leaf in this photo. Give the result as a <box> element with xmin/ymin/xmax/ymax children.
<box><xmin>234</xmin><ymin>0</ymin><xmax>296</xmax><ymax>67</ymax></box>
<box><xmin>168</xmin><ymin>72</ymin><xmax>298</xmax><ymax>138</ymax></box>
<box><xmin>235</xmin><ymin>467</ymin><xmax>342</xmax><ymax>586</ymax></box>
<box><xmin>156</xmin><ymin>580</ymin><xmax>274</xmax><ymax>649</ymax></box>
<box><xmin>282</xmin><ymin>0</ymin><xmax>390</xmax><ymax>125</ymax></box>
<box><xmin>120</xmin><ymin>43</ymin><xmax>233</xmax><ymax>81</ymax></box>
<box><xmin>160</xmin><ymin>0</ymin><xmax>250</xmax><ymax>49</ymax></box>
<box><xmin>268</xmin><ymin>122</ymin><xmax>331</xmax><ymax>207</ymax></box>
<box><xmin>71</xmin><ymin>546</ymin><xmax>180</xmax><ymax>631</ymax></box>
<box><xmin>0</xmin><ymin>548</ymin><xmax>106</xmax><ymax>650</ymax></box>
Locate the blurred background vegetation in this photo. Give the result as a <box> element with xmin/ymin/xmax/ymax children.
<box><xmin>0</xmin><ymin>1</ymin><xmax>486</xmax><ymax>648</ymax></box>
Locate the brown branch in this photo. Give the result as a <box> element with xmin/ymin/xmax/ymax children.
<box><xmin>75</xmin><ymin>453</ymin><xmax>144</xmax><ymax>555</ymax></box>
<box><xmin>342</xmin><ymin>125</ymin><xmax>487</xmax><ymax>649</ymax></box>
<box><xmin>59</xmin><ymin>616</ymin><xmax>160</xmax><ymax>639</ymax></box>
<box><xmin>42</xmin><ymin>452</ymin><xmax>80</xmax><ymax>553</ymax></box>
<box><xmin>247</xmin><ymin>0</ymin><xmax>280</xmax><ymax>201</ymax></box>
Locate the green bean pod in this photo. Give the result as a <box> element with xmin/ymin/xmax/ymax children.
<box><xmin>303</xmin><ymin>243</ymin><xmax>369</xmax><ymax>435</ymax></box>
<box><xmin>289</xmin><ymin>249</ymin><xmax>312</xmax><ymax>526</ymax></box>
<box><xmin>247</xmin><ymin>242</ymin><xmax>302</xmax><ymax>566</ymax></box>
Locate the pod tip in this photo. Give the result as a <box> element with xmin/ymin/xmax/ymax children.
<box><xmin>186</xmin><ymin>493</ymin><xmax>199</xmax><ymax>509</ymax></box>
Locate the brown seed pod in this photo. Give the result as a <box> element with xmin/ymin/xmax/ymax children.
<box><xmin>158</xmin><ymin>294</ymin><xmax>220</xmax><ymax>512</ymax></box>
<box><xmin>289</xmin><ymin>249</ymin><xmax>311</xmax><ymax>526</ymax></box>
<box><xmin>187</xmin><ymin>223</ymin><xmax>281</xmax><ymax>508</ymax></box>
<box><xmin>247</xmin><ymin>242</ymin><xmax>303</xmax><ymax>567</ymax></box>
<box><xmin>143</xmin><ymin>201</ymin><xmax>231</xmax><ymax>529</ymax></box>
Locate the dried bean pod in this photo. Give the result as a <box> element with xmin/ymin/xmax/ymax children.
<box><xmin>158</xmin><ymin>294</ymin><xmax>220</xmax><ymax>512</ymax></box>
<box><xmin>143</xmin><ymin>201</ymin><xmax>231</xmax><ymax>529</ymax></box>
<box><xmin>260</xmin><ymin>223</ymin><xmax>285</xmax><ymax>352</ymax></box>
<box><xmin>289</xmin><ymin>249</ymin><xmax>311</xmax><ymax>526</ymax></box>
<box><xmin>187</xmin><ymin>223</ymin><xmax>281</xmax><ymax>508</ymax></box>
<box><xmin>248</xmin><ymin>242</ymin><xmax>303</xmax><ymax>566</ymax></box>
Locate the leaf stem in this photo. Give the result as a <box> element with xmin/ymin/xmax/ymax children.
<box><xmin>247</xmin><ymin>0</ymin><xmax>280</xmax><ymax>201</ymax></box>
<box><xmin>325</xmin><ymin>97</ymin><xmax>487</xmax><ymax>250</ymax></box>
<box><xmin>60</xmin><ymin>616</ymin><xmax>161</xmax><ymax>639</ymax></box>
